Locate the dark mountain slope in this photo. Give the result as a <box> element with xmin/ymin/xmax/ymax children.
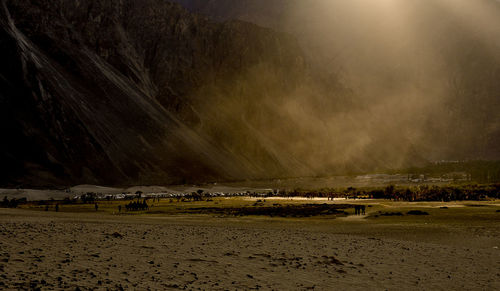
<box><xmin>0</xmin><ymin>0</ymin><xmax>317</xmax><ymax>187</ymax></box>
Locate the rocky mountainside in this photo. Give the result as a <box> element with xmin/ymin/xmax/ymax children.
<box><xmin>0</xmin><ymin>0</ymin><xmax>324</xmax><ymax>187</ymax></box>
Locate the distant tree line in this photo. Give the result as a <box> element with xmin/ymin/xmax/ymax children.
<box><xmin>370</xmin><ymin>184</ymin><xmax>500</xmax><ymax>201</ymax></box>
<box><xmin>277</xmin><ymin>184</ymin><xmax>500</xmax><ymax>202</ymax></box>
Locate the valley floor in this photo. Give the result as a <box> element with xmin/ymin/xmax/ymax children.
<box><xmin>0</xmin><ymin>201</ymin><xmax>499</xmax><ymax>290</ymax></box>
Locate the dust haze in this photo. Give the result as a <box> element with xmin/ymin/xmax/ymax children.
<box><xmin>179</xmin><ymin>0</ymin><xmax>500</xmax><ymax>176</ymax></box>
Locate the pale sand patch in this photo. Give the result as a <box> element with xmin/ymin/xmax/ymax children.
<box><xmin>337</xmin><ymin>215</ymin><xmax>368</xmax><ymax>221</ymax></box>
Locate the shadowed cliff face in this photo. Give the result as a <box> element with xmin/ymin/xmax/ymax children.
<box><xmin>0</xmin><ymin>0</ymin><xmax>317</xmax><ymax>186</ymax></box>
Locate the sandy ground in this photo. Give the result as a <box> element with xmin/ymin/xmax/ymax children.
<box><xmin>0</xmin><ymin>208</ymin><xmax>499</xmax><ymax>290</ymax></box>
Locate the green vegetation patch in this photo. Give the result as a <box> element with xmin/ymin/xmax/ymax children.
<box><xmin>407</xmin><ymin>210</ymin><xmax>429</xmax><ymax>215</ymax></box>
<box><xmin>377</xmin><ymin>212</ymin><xmax>404</xmax><ymax>217</ymax></box>
<box><xmin>184</xmin><ymin>203</ymin><xmax>352</xmax><ymax>217</ymax></box>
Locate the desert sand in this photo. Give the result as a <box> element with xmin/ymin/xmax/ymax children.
<box><xmin>1</xmin><ymin>205</ymin><xmax>499</xmax><ymax>290</ymax></box>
